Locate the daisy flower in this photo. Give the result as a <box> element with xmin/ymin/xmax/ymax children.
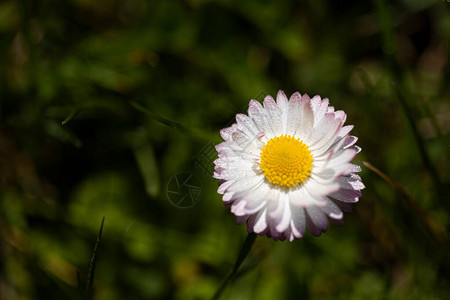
<box><xmin>213</xmin><ymin>91</ymin><xmax>364</xmax><ymax>241</ymax></box>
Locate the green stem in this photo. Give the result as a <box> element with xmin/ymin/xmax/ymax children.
<box><xmin>211</xmin><ymin>233</ymin><xmax>257</xmax><ymax>300</ymax></box>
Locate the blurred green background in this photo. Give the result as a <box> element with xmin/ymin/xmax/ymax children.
<box><xmin>1</xmin><ymin>0</ymin><xmax>449</xmax><ymax>299</ymax></box>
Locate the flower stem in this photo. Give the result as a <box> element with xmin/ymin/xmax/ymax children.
<box><xmin>211</xmin><ymin>233</ymin><xmax>257</xmax><ymax>300</ymax></box>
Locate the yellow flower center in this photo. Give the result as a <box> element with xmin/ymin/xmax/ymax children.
<box><xmin>260</xmin><ymin>134</ymin><xmax>313</xmax><ymax>187</ymax></box>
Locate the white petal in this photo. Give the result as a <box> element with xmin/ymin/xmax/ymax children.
<box><xmin>231</xmin><ymin>131</ymin><xmax>259</xmax><ymax>154</ymax></box>
<box><xmin>351</xmin><ymin>145</ymin><xmax>362</xmax><ymax>154</ymax></box>
<box><xmin>311</xmin><ymin>168</ymin><xmax>335</xmax><ymax>181</ymax></box>
<box><xmin>236</xmin><ymin>113</ymin><xmax>259</xmax><ymax>138</ymax></box>
<box><xmin>332</xmin><ymin>162</ymin><xmax>360</xmax><ymax>176</ymax></box>
<box><xmin>231</xmin><ymin>200</ymin><xmax>247</xmax><ymax>216</ymax></box>
<box><xmin>265</xmin><ymin>189</ymin><xmax>287</xmax><ymax>239</ymax></box>
<box><xmin>288</xmin><ymin>186</ymin><xmax>321</xmax><ymax>207</ymax></box>
<box><xmin>267</xmin><ymin>189</ymin><xmax>283</xmax><ymax>218</ymax></box>
<box><xmin>244</xmin><ymin>200</ymin><xmax>267</xmax><ymax>215</ymax></box>
<box><xmin>215</xmin><ymin>141</ymin><xmax>235</xmax><ymax>155</ymax></box>
<box><xmin>241</xmin><ymin>184</ymin><xmax>270</xmax><ymax>214</ymax></box>
<box><xmin>250</xmin><ymin>208</ymin><xmax>268</xmax><ymax>233</ymax></box>
<box><xmin>263</xmin><ymin>95</ymin><xmax>283</xmax><ymax>137</ymax></box>
<box><xmin>286</xmin><ymin>228</ymin><xmax>295</xmax><ymax>242</ymax></box>
<box><xmin>338</xmin><ymin>125</ymin><xmax>354</xmax><ymax>138</ymax></box>
<box><xmin>217</xmin><ymin>180</ymin><xmax>234</xmax><ymax>194</ymax></box>
<box><xmin>329</xmin><ymin>189</ymin><xmax>362</xmax><ymax>203</ymax></box>
<box><xmin>215</xmin><ymin>142</ymin><xmax>258</xmax><ymax>162</ymax></box>
<box><xmin>297</xmin><ymin>94</ymin><xmax>314</xmax><ymax>141</ymax></box>
<box><xmin>304</xmin><ymin>177</ymin><xmax>340</xmax><ymax>198</ymax></box>
<box><xmin>333</xmin><ymin>110</ymin><xmax>347</xmax><ymax>124</ymax></box>
<box><xmin>322</xmin><ymin>148</ymin><xmax>357</xmax><ymax>169</ymax></box>
<box><xmin>289</xmin><ymin>220</ymin><xmax>302</xmax><ymax>239</ymax></box>
<box><xmin>347</xmin><ymin>173</ymin><xmax>362</xmax><ymax>181</ymax></box>
<box><xmin>248</xmin><ymin>99</ymin><xmax>275</xmax><ymax>139</ymax></box>
<box><xmin>214</xmin><ymin>164</ymin><xmax>258</xmax><ymax>181</ymax></box>
<box><xmin>276</xmin><ymin>90</ymin><xmax>289</xmax><ymax>132</ymax></box>
<box><xmin>220</xmin><ymin>123</ymin><xmax>239</xmax><ymax>142</ymax></box>
<box><xmin>320</xmin><ymin>199</ymin><xmax>344</xmax><ymax>224</ymax></box>
<box><xmin>286</xmin><ymin>92</ymin><xmax>303</xmax><ymax>136</ymax></box>
<box><xmin>342</xmin><ymin>135</ymin><xmax>358</xmax><ymax>149</ymax></box>
<box><xmin>350</xmin><ymin>163</ymin><xmax>362</xmax><ymax>173</ymax></box>
<box><xmin>309</xmin><ymin>117</ymin><xmax>343</xmax><ymax>155</ymax></box>
<box><xmin>306</xmin><ymin>206</ymin><xmax>328</xmax><ymax>236</ymax></box>
<box><xmin>307</xmin><ymin>114</ymin><xmax>339</xmax><ymax>147</ymax></box>
<box><xmin>222</xmin><ymin>175</ymin><xmax>263</xmax><ymax>202</ymax></box>
<box><xmin>290</xmin><ymin>206</ymin><xmax>306</xmax><ymax>238</ymax></box>
<box><xmin>310</xmin><ymin>96</ymin><xmax>329</xmax><ymax>126</ymax></box>
<box><xmin>214</xmin><ymin>154</ymin><xmax>255</xmax><ymax>172</ymax></box>
<box><xmin>275</xmin><ymin>194</ymin><xmax>291</xmax><ymax>232</ymax></box>
<box><xmin>226</xmin><ymin>174</ymin><xmax>264</xmax><ymax>194</ymax></box>
<box><xmin>338</xmin><ymin>175</ymin><xmax>365</xmax><ymax>191</ymax></box>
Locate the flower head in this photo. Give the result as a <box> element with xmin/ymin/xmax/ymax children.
<box><xmin>213</xmin><ymin>91</ymin><xmax>364</xmax><ymax>241</ymax></box>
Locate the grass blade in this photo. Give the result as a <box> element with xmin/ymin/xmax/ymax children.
<box><xmin>363</xmin><ymin>161</ymin><xmax>446</xmax><ymax>243</ymax></box>
<box><xmin>130</xmin><ymin>101</ymin><xmax>187</xmax><ymax>132</ymax></box>
<box><xmin>84</xmin><ymin>217</ymin><xmax>105</xmax><ymax>300</ymax></box>
<box><xmin>211</xmin><ymin>233</ymin><xmax>257</xmax><ymax>300</ymax></box>
<box><xmin>392</xmin><ymin>83</ymin><xmax>442</xmax><ymax>188</ymax></box>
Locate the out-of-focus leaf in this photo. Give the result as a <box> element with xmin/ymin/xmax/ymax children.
<box><xmin>68</xmin><ymin>172</ymin><xmax>132</xmax><ymax>233</ymax></box>
<box><xmin>0</xmin><ymin>1</ymin><xmax>19</xmax><ymax>32</ymax></box>
<box><xmin>133</xmin><ymin>143</ymin><xmax>160</xmax><ymax>198</ymax></box>
<box><xmin>44</xmin><ymin>120</ymin><xmax>82</xmax><ymax>147</ymax></box>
